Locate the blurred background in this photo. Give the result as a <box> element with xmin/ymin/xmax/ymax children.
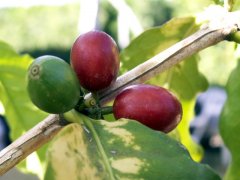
<box><xmin>0</xmin><ymin>0</ymin><xmax>236</xmax><ymax>179</ymax></box>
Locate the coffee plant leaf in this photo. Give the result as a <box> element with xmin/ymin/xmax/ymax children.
<box><xmin>0</xmin><ymin>41</ymin><xmax>48</xmax><ymax>177</ymax></box>
<box><xmin>120</xmin><ymin>17</ymin><xmax>208</xmax><ymax>98</ymax></box>
<box><xmin>176</xmin><ymin>99</ymin><xmax>204</xmax><ymax>162</ymax></box>
<box><xmin>120</xmin><ymin>17</ymin><xmax>198</xmax><ymax>73</ymax></box>
<box><xmin>45</xmin><ymin>112</ymin><xmax>220</xmax><ymax>180</ymax></box>
<box><xmin>219</xmin><ymin>59</ymin><xmax>240</xmax><ymax>180</ymax></box>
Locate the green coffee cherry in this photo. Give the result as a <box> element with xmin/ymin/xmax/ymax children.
<box><xmin>27</xmin><ymin>55</ymin><xmax>80</xmax><ymax>114</ymax></box>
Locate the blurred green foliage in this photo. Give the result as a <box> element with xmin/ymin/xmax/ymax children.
<box><xmin>126</xmin><ymin>0</ymin><xmax>172</xmax><ymax>27</ymax></box>
<box><xmin>0</xmin><ymin>4</ymin><xmax>79</xmax><ymax>52</ymax></box>
<box><xmin>199</xmin><ymin>42</ymin><xmax>237</xmax><ymax>85</ymax></box>
<box><xmin>219</xmin><ymin>59</ymin><xmax>240</xmax><ymax>180</ymax></box>
<box><xmin>0</xmin><ymin>1</ymin><xmax>173</xmax><ymax>52</ymax></box>
<box><xmin>0</xmin><ymin>0</ymin><xmax>237</xmax><ymax>85</ymax></box>
<box><xmin>170</xmin><ymin>0</ymin><xmax>213</xmax><ymax>16</ymax></box>
<box><xmin>99</xmin><ymin>1</ymin><xmax>118</xmax><ymax>41</ymax></box>
<box><xmin>0</xmin><ymin>40</ymin><xmax>48</xmax><ymax>177</ymax></box>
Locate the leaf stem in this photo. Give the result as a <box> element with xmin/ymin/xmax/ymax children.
<box><xmin>63</xmin><ymin>110</ymin><xmax>83</xmax><ymax>124</ymax></box>
<box><xmin>101</xmin><ymin>106</ymin><xmax>113</xmax><ymax>115</ymax></box>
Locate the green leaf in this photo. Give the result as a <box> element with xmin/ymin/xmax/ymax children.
<box><xmin>0</xmin><ymin>41</ymin><xmax>48</xmax><ymax>177</ymax></box>
<box><xmin>120</xmin><ymin>17</ymin><xmax>208</xmax><ymax>99</ymax></box>
<box><xmin>150</xmin><ymin>55</ymin><xmax>208</xmax><ymax>100</ymax></box>
<box><xmin>120</xmin><ymin>17</ymin><xmax>198</xmax><ymax>74</ymax></box>
<box><xmin>176</xmin><ymin>99</ymin><xmax>204</xmax><ymax>162</ymax></box>
<box><xmin>0</xmin><ymin>40</ymin><xmax>47</xmax><ymax>139</ymax></box>
<box><xmin>212</xmin><ymin>0</ymin><xmax>224</xmax><ymax>5</ymax></box>
<box><xmin>226</xmin><ymin>0</ymin><xmax>236</xmax><ymax>11</ymax></box>
<box><xmin>120</xmin><ymin>17</ymin><xmax>208</xmax><ymax>161</ymax></box>
<box><xmin>0</xmin><ymin>41</ymin><xmax>18</xmax><ymax>57</ymax></box>
<box><xmin>232</xmin><ymin>1</ymin><xmax>240</xmax><ymax>11</ymax></box>
<box><xmin>45</xmin><ymin>112</ymin><xmax>220</xmax><ymax>180</ymax></box>
<box><xmin>219</xmin><ymin>59</ymin><xmax>240</xmax><ymax>180</ymax></box>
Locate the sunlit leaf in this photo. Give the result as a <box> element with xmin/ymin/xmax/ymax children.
<box><xmin>150</xmin><ymin>55</ymin><xmax>208</xmax><ymax>100</ymax></box>
<box><xmin>120</xmin><ymin>17</ymin><xmax>198</xmax><ymax>73</ymax></box>
<box><xmin>177</xmin><ymin>99</ymin><xmax>204</xmax><ymax>162</ymax></box>
<box><xmin>219</xmin><ymin>59</ymin><xmax>240</xmax><ymax>180</ymax></box>
<box><xmin>45</xmin><ymin>112</ymin><xmax>220</xmax><ymax>180</ymax></box>
<box><xmin>0</xmin><ymin>41</ymin><xmax>48</xmax><ymax>177</ymax></box>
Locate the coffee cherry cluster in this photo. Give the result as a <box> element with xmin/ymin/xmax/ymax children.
<box><xmin>27</xmin><ymin>30</ymin><xmax>182</xmax><ymax>133</ymax></box>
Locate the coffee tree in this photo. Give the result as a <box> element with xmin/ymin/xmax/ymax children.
<box><xmin>0</xmin><ymin>1</ymin><xmax>240</xmax><ymax>180</ymax></box>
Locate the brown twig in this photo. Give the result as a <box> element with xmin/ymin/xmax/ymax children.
<box><xmin>0</xmin><ymin>114</ymin><xmax>63</xmax><ymax>175</ymax></box>
<box><xmin>0</xmin><ymin>9</ymin><xmax>240</xmax><ymax>176</ymax></box>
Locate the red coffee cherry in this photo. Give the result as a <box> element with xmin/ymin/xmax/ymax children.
<box><xmin>70</xmin><ymin>30</ymin><xmax>120</xmax><ymax>92</ymax></box>
<box><xmin>113</xmin><ymin>84</ymin><xmax>182</xmax><ymax>133</ymax></box>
